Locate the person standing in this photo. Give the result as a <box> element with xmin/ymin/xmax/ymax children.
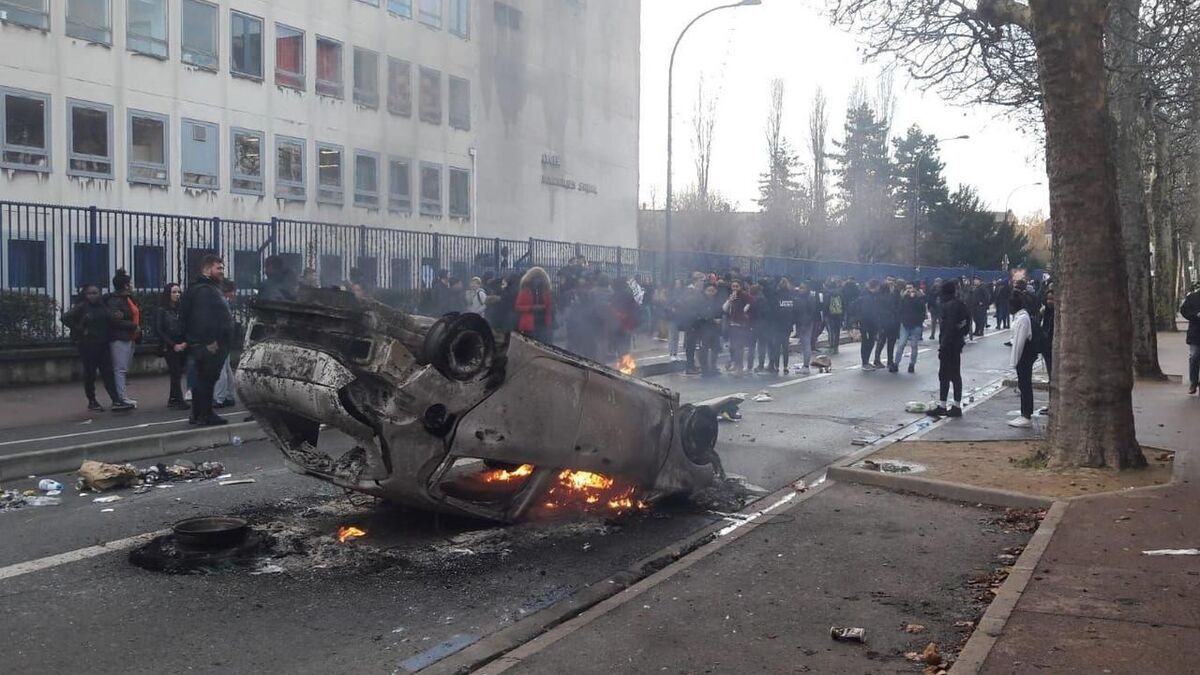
<box><xmin>768</xmin><ymin>278</ymin><xmax>795</xmax><ymax>375</ymax></box>
<box><xmin>927</xmin><ymin>280</ymin><xmax>971</xmax><ymax>418</ymax></box>
<box><xmin>841</xmin><ymin>277</ymin><xmax>861</xmax><ymax>334</ymax></box>
<box><xmin>212</xmin><ymin>280</ymin><xmax>239</xmax><ymax>408</ymax></box>
<box><xmin>258</xmin><ymin>256</ymin><xmax>297</xmax><ymax>302</ymax></box>
<box><xmin>180</xmin><ymin>255</ymin><xmax>233</xmax><ymax>427</ymax></box>
<box><xmin>893</xmin><ymin>283</ymin><xmax>925</xmax><ymax>373</ymax></box>
<box><xmin>682</xmin><ymin>273</ymin><xmax>706</xmax><ymax>374</ymax></box>
<box><xmin>970</xmin><ymin>277</ymin><xmax>990</xmax><ymax>337</ymax></box>
<box><xmin>792</xmin><ymin>282</ymin><xmax>819</xmax><ymax>375</ymax></box>
<box><xmin>1040</xmin><ymin>288</ymin><xmax>1055</xmax><ymax>380</ymax></box>
<box><xmin>1007</xmin><ymin>292</ymin><xmax>1038</xmax><ymax>428</ymax></box>
<box><xmin>515</xmin><ymin>267</ymin><xmax>555</xmax><ymax>344</ymax></box>
<box><xmin>873</xmin><ymin>279</ymin><xmax>900</xmax><ymax>370</ymax></box>
<box><xmin>61</xmin><ymin>285</ymin><xmax>123</xmax><ymax>412</ymax></box>
<box><xmin>105</xmin><ymin>270</ymin><xmax>141</xmax><ymax>409</ymax></box>
<box><xmin>994</xmin><ymin>278</ymin><xmax>1012</xmax><ymax>330</ymax></box>
<box><xmin>926</xmin><ymin>278</ymin><xmax>942</xmax><ymax>340</ymax></box>
<box><xmin>464</xmin><ymin>277</ymin><xmax>488</xmax><ymax>314</ymax></box>
<box><xmin>824</xmin><ymin>279</ymin><xmax>844</xmax><ymax>354</ymax></box>
<box><xmin>695</xmin><ymin>284</ymin><xmax>724</xmax><ymax>377</ymax></box>
<box><xmin>722</xmin><ymin>279</ymin><xmax>752</xmax><ymax>375</ymax></box>
<box><xmin>857</xmin><ymin>280</ymin><xmax>881</xmax><ymax>371</ymax></box>
<box><xmin>1180</xmin><ymin>283</ymin><xmax>1200</xmax><ymax>395</ymax></box>
<box><xmin>156</xmin><ymin>283</ymin><xmax>189</xmax><ymax>410</ymax></box>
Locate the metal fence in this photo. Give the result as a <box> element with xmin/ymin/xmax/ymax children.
<box><xmin>0</xmin><ymin>199</ymin><xmax>1002</xmax><ymax>347</ymax></box>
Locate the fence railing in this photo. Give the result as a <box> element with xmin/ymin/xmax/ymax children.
<box><xmin>0</xmin><ymin>199</ymin><xmax>1002</xmax><ymax>347</ymax></box>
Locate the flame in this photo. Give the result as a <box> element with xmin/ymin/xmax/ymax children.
<box><xmin>537</xmin><ymin>469</ymin><xmax>648</xmax><ymax>516</ymax></box>
<box><xmin>481</xmin><ymin>463</ymin><xmax>535</xmax><ymax>483</ymax></box>
<box><xmin>336</xmin><ymin>526</ymin><xmax>367</xmax><ymax>543</ymax></box>
<box><xmin>618</xmin><ymin>353</ymin><xmax>637</xmax><ymax>376</ymax></box>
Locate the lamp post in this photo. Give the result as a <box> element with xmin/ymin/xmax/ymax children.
<box><xmin>664</xmin><ymin>0</ymin><xmax>761</xmax><ymax>286</ymax></box>
<box><xmin>912</xmin><ymin>134</ymin><xmax>970</xmax><ymax>278</ymax></box>
<box><xmin>1004</xmin><ymin>181</ymin><xmax>1044</xmax><ymax>224</ymax></box>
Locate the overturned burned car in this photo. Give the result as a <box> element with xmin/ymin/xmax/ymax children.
<box><xmin>235</xmin><ymin>288</ymin><xmax>726</xmax><ymax>523</ymax></box>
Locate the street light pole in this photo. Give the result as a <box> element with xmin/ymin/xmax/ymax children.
<box><xmin>1004</xmin><ymin>181</ymin><xmax>1045</xmax><ymax>225</ymax></box>
<box><xmin>912</xmin><ymin>134</ymin><xmax>970</xmax><ymax>278</ymax></box>
<box><xmin>664</xmin><ymin>0</ymin><xmax>761</xmax><ymax>286</ymax></box>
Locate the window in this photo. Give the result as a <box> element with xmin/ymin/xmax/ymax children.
<box><xmin>1</xmin><ymin>88</ymin><xmax>50</xmax><ymax>172</ymax></box>
<box><xmin>316</xmin><ymin>37</ymin><xmax>344</xmax><ymax>98</ymax></box>
<box><xmin>181</xmin><ymin>119</ymin><xmax>218</xmax><ymax>189</ymax></box>
<box><xmin>181</xmin><ymin>0</ymin><xmax>217</xmax><ymax>69</ymax></box>
<box><xmin>388</xmin><ymin>0</ymin><xmax>412</xmax><ymax>18</ymax></box>
<box><xmin>132</xmin><ymin>244</ymin><xmax>164</xmax><ymax>289</ymax></box>
<box><xmin>68</xmin><ymin>100</ymin><xmax>113</xmax><ymax>179</ymax></box>
<box><xmin>128</xmin><ymin>110</ymin><xmax>168</xmax><ymax>186</ymax></box>
<box><xmin>275</xmin><ymin>24</ymin><xmax>304</xmax><ymax>89</ymax></box>
<box><xmin>0</xmin><ymin>0</ymin><xmax>48</xmax><ymax>30</ymax></box>
<box><xmin>449</xmin><ymin>166</ymin><xmax>470</xmax><ymax>219</ymax></box>
<box><xmin>73</xmin><ymin>242</ymin><xmax>110</xmax><ymax>290</ymax></box>
<box><xmin>388</xmin><ymin>157</ymin><xmax>412</xmax><ymax>213</ymax></box>
<box><xmin>387</xmin><ymin>58</ymin><xmax>412</xmax><ymax>117</ymax></box>
<box><xmin>353</xmin><ymin>48</ymin><xmax>380</xmax><ymax>108</ymax></box>
<box><xmin>319</xmin><ymin>254</ymin><xmax>343</xmax><ymax>287</ymax></box>
<box><xmin>389</xmin><ymin>258</ymin><xmax>412</xmax><ymax>290</ymax></box>
<box><xmin>233</xmin><ymin>250</ymin><xmax>261</xmax><ymax>289</ymax></box>
<box><xmin>419</xmin><ymin>67</ymin><xmax>442</xmax><ymax>125</ymax></box>
<box><xmin>494</xmin><ymin>1</ymin><xmax>521</xmax><ymax>30</ymax></box>
<box><xmin>127</xmin><ymin>0</ymin><xmax>168</xmax><ymax>59</ymax></box>
<box><xmin>67</xmin><ymin>0</ymin><xmax>112</xmax><ymax>44</ymax></box>
<box><xmin>419</xmin><ymin>0</ymin><xmax>441</xmax><ymax>28</ymax></box>
<box><xmin>7</xmin><ymin>239</ymin><xmax>46</xmax><ymax>288</ymax></box>
<box><xmin>231</xmin><ymin>128</ymin><xmax>264</xmax><ymax>195</ymax></box>
<box><xmin>449</xmin><ymin>76</ymin><xmax>470</xmax><ymax>130</ymax></box>
<box><xmin>275</xmin><ymin>135</ymin><xmax>305</xmax><ymax>200</ymax></box>
<box><xmin>316</xmin><ymin>143</ymin><xmax>344</xmax><ymax>204</ymax></box>
<box><xmin>449</xmin><ymin>0</ymin><xmax>469</xmax><ymax>37</ymax></box>
<box><xmin>354</xmin><ymin>151</ymin><xmax>379</xmax><ymax>208</ymax></box>
<box><xmin>420</xmin><ymin>162</ymin><xmax>442</xmax><ymax>216</ymax></box>
<box><xmin>231</xmin><ymin>12</ymin><xmax>264</xmax><ymax>79</ymax></box>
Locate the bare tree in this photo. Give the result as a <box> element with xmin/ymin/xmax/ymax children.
<box><xmin>692</xmin><ymin>78</ymin><xmax>717</xmax><ymax>203</ymax></box>
<box><xmin>809</xmin><ymin>87</ymin><xmax>830</xmax><ymax>230</ymax></box>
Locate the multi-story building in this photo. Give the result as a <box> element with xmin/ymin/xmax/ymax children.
<box><xmin>0</xmin><ymin>0</ymin><xmax>640</xmax><ymax>246</ymax></box>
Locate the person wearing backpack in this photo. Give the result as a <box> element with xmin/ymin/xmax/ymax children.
<box><xmin>1007</xmin><ymin>291</ymin><xmax>1040</xmax><ymax>428</ymax></box>
<box><xmin>825</xmin><ymin>279</ymin><xmax>844</xmax><ymax>354</ymax></box>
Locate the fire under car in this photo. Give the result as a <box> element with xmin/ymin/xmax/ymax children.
<box><xmin>234</xmin><ymin>288</ymin><xmax>732</xmax><ymax>523</ymax></box>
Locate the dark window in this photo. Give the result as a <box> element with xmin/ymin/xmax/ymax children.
<box><xmin>231</xmin><ymin>12</ymin><xmax>264</xmax><ymax>79</ymax></box>
<box><xmin>1</xmin><ymin>88</ymin><xmax>51</xmax><ymax>172</ymax></box>
<box><xmin>275</xmin><ymin>135</ymin><xmax>306</xmax><ymax>201</ymax></box>
<box><xmin>420</xmin><ymin>162</ymin><xmax>441</xmax><ymax>216</ymax></box>
<box><xmin>68</xmin><ymin>100</ymin><xmax>114</xmax><ymax>178</ymax></box>
<box><xmin>7</xmin><ymin>239</ymin><xmax>47</xmax><ymax>288</ymax></box>
<box><xmin>389</xmin><ymin>258</ymin><xmax>412</xmax><ymax>290</ymax></box>
<box><xmin>419</xmin><ymin>67</ymin><xmax>442</xmax><ymax>125</ymax></box>
<box><xmin>74</xmin><ymin>242</ymin><xmax>111</xmax><ymax>289</ymax></box>
<box><xmin>354</xmin><ymin>151</ymin><xmax>379</xmax><ymax>208</ymax></box>
<box><xmin>388</xmin><ymin>157</ymin><xmax>412</xmax><ymax>213</ymax></box>
<box><xmin>132</xmin><ymin>244</ymin><xmax>164</xmax><ymax>289</ymax></box>
<box><xmin>449</xmin><ymin>166</ymin><xmax>470</xmax><ymax>218</ymax></box>
<box><xmin>181</xmin><ymin>0</ymin><xmax>218</xmax><ymax>69</ymax></box>
<box><xmin>353</xmin><ymin>48</ymin><xmax>379</xmax><ymax>108</ymax></box>
<box><xmin>319</xmin><ymin>254</ymin><xmax>343</xmax><ymax>288</ymax></box>
<box><xmin>387</xmin><ymin>58</ymin><xmax>412</xmax><ymax>117</ymax></box>
<box><xmin>231</xmin><ymin>128</ymin><xmax>264</xmax><ymax>195</ymax></box>
<box><xmin>129</xmin><ymin>110</ymin><xmax>169</xmax><ymax>185</ymax></box>
<box><xmin>448</xmin><ymin>76</ymin><xmax>470</xmax><ymax>130</ymax></box>
<box><xmin>317</xmin><ymin>143</ymin><xmax>344</xmax><ymax>205</ymax></box>
<box><xmin>233</xmin><ymin>250</ymin><xmax>261</xmax><ymax>289</ymax></box>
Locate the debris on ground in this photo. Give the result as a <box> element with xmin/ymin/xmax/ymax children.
<box><xmin>830</xmin><ymin>626</ymin><xmax>866</xmax><ymax>643</ymax></box>
<box><xmin>904</xmin><ymin>623</ymin><xmax>927</xmax><ymax>634</ymax></box>
<box><xmin>76</xmin><ymin>459</ymin><xmax>228</xmax><ymax>494</ymax></box>
<box><xmin>752</xmin><ymin>392</ymin><xmax>774</xmax><ymax>403</ymax></box>
<box><xmin>905</xmin><ymin>401</ymin><xmax>932</xmax><ymax>413</ymax></box>
<box><xmin>38</xmin><ymin>479</ymin><xmax>63</xmax><ymax>493</ymax></box>
<box><xmin>1142</xmin><ymin>548</ymin><xmax>1199</xmax><ymax>556</ymax></box>
<box><xmin>1</xmin><ymin>490</ymin><xmax>62</xmax><ymax>511</ymax></box>
<box><xmin>218</xmin><ymin>478</ymin><xmax>257</xmax><ymax>486</ymax></box>
<box><xmin>78</xmin><ymin>460</ymin><xmax>139</xmax><ymax>491</ymax></box>
<box><xmin>851</xmin><ymin>438</ymin><xmax>873</xmax><ymax>447</ymax></box>
<box><xmin>990</xmin><ymin>508</ymin><xmax>1045</xmax><ymax>534</ymax></box>
<box><xmin>858</xmin><ymin>459</ymin><xmax>927</xmax><ymax>474</ymax></box>
<box><xmin>93</xmin><ymin>495</ymin><xmax>123</xmax><ymax>504</ymax></box>
<box><xmin>906</xmin><ymin>642</ymin><xmax>942</xmax><ymax>666</ymax></box>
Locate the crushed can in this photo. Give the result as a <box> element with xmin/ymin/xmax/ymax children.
<box><xmin>830</xmin><ymin>626</ymin><xmax>866</xmax><ymax>643</ymax></box>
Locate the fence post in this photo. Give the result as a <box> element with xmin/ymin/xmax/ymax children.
<box><xmin>616</xmin><ymin>246</ymin><xmax>623</xmax><ymax>277</ymax></box>
<box><xmin>432</xmin><ymin>232</ymin><xmax>441</xmax><ymax>274</ymax></box>
<box><xmin>358</xmin><ymin>224</ymin><xmax>367</xmax><ymax>262</ymax></box>
<box><xmin>269</xmin><ymin>217</ymin><xmax>278</xmax><ymax>257</ymax></box>
<box><xmin>493</xmin><ymin>238</ymin><xmax>501</xmax><ymax>273</ymax></box>
<box><xmin>87</xmin><ymin>206</ymin><xmax>99</xmax><ymax>286</ymax></box>
<box><xmin>211</xmin><ymin>216</ymin><xmax>221</xmax><ymax>254</ymax></box>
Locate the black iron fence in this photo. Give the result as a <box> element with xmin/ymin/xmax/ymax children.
<box><xmin>0</xmin><ymin>200</ymin><xmax>1003</xmax><ymax>347</ymax></box>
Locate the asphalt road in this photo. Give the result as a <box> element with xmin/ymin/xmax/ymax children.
<box><xmin>0</xmin><ymin>329</ymin><xmax>1014</xmax><ymax>674</ymax></box>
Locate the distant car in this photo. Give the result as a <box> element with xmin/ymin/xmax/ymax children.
<box><xmin>235</xmin><ymin>288</ymin><xmax>726</xmax><ymax>523</ymax></box>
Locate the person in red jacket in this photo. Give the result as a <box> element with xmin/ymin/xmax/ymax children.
<box><xmin>515</xmin><ymin>267</ymin><xmax>555</xmax><ymax>343</ymax></box>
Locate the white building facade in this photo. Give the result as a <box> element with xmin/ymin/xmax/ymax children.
<box><xmin>0</xmin><ymin>0</ymin><xmax>640</xmax><ymax>246</ymax></box>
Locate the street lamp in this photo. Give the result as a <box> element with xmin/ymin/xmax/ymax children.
<box><xmin>664</xmin><ymin>0</ymin><xmax>761</xmax><ymax>285</ymax></box>
<box><xmin>912</xmin><ymin>134</ymin><xmax>970</xmax><ymax>278</ymax></box>
<box><xmin>1004</xmin><ymin>181</ymin><xmax>1044</xmax><ymax>224</ymax></box>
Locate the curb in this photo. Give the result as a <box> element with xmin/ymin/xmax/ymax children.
<box><xmin>825</xmin><ymin>466</ymin><xmax>1054</xmax><ymax>509</ymax></box>
<box><xmin>1001</xmin><ymin>378</ymin><xmax>1050</xmax><ymax>391</ymax></box>
<box><xmin>0</xmin><ymin>422</ymin><xmax>264</xmax><ymax>481</ymax></box>
<box><xmin>949</xmin><ymin>500</ymin><xmax>1069</xmax><ymax>674</ymax></box>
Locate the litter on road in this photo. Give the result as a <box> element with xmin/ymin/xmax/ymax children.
<box><xmin>218</xmin><ymin>479</ymin><xmax>257</xmax><ymax>486</ymax></box>
<box><xmin>1142</xmin><ymin>548</ymin><xmax>1200</xmax><ymax>556</ymax></box>
<box><xmin>830</xmin><ymin>626</ymin><xmax>866</xmax><ymax>643</ymax></box>
<box><xmin>1</xmin><ymin>490</ymin><xmax>62</xmax><ymax>510</ymax></box>
<box><xmin>93</xmin><ymin>495</ymin><xmax>123</xmax><ymax>504</ymax></box>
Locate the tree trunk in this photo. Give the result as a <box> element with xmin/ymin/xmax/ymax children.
<box><xmin>1150</xmin><ymin>119</ymin><xmax>1179</xmax><ymax>331</ymax></box>
<box><xmin>1029</xmin><ymin>0</ymin><xmax>1146</xmax><ymax>469</ymax></box>
<box><xmin>1107</xmin><ymin>0</ymin><xmax>1165</xmax><ymax>377</ymax></box>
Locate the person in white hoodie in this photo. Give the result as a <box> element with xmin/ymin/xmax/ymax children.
<box><xmin>1008</xmin><ymin>292</ymin><xmax>1038</xmax><ymax>428</ymax></box>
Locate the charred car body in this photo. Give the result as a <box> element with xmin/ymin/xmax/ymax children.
<box><xmin>235</xmin><ymin>288</ymin><xmax>725</xmax><ymax>523</ymax></box>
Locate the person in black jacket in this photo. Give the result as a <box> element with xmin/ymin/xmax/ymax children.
<box><xmin>926</xmin><ymin>278</ymin><xmax>943</xmax><ymax>340</ymax></box>
<box><xmin>258</xmin><ymin>256</ymin><xmax>298</xmax><ymax>303</ymax></box>
<box><xmin>61</xmin><ymin>284</ymin><xmax>123</xmax><ymax>412</ymax></box>
<box><xmin>928</xmin><ymin>280</ymin><xmax>972</xmax><ymax>418</ymax></box>
<box><xmin>767</xmin><ymin>278</ymin><xmax>795</xmax><ymax>375</ymax></box>
<box><xmin>970</xmin><ymin>277</ymin><xmax>991</xmax><ymax>337</ymax></box>
<box><xmin>156</xmin><ymin>283</ymin><xmax>189</xmax><ymax>410</ymax></box>
<box><xmin>856</xmin><ymin>279</ymin><xmax>881</xmax><ymax>370</ymax></box>
<box><xmin>694</xmin><ymin>284</ymin><xmax>724</xmax><ymax>377</ymax></box>
<box><xmin>1180</xmin><ymin>284</ymin><xmax>1200</xmax><ymax>395</ymax></box>
<box><xmin>180</xmin><ymin>255</ymin><xmax>233</xmax><ymax>426</ymax></box>
<box><xmin>105</xmin><ymin>270</ymin><xmax>141</xmax><ymax>408</ymax></box>
<box><xmin>893</xmin><ymin>283</ymin><xmax>926</xmax><ymax>373</ymax></box>
<box><xmin>1040</xmin><ymin>288</ymin><xmax>1056</xmax><ymax>381</ymax></box>
<box><xmin>873</xmin><ymin>279</ymin><xmax>901</xmax><ymax>370</ymax></box>
<box><xmin>841</xmin><ymin>277</ymin><xmax>861</xmax><ymax>332</ymax></box>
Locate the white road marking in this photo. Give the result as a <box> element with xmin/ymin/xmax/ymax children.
<box><xmin>768</xmin><ymin>372</ymin><xmax>833</xmax><ymax>389</ymax></box>
<box><xmin>0</xmin><ymin>411</ymin><xmax>242</xmax><ymax>448</ymax></box>
<box><xmin>716</xmin><ymin>491</ymin><xmax>798</xmax><ymax>537</ymax></box>
<box><xmin>0</xmin><ymin>529</ymin><xmax>169</xmax><ymax>582</ymax></box>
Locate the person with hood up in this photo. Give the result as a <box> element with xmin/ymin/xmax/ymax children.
<box><xmin>515</xmin><ymin>266</ymin><xmax>555</xmax><ymax>344</ymax></box>
<box><xmin>927</xmin><ymin>280</ymin><xmax>972</xmax><ymax>418</ymax></box>
<box><xmin>61</xmin><ymin>284</ymin><xmax>124</xmax><ymax>412</ymax></box>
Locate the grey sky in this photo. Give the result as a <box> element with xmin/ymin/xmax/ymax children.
<box><xmin>638</xmin><ymin>0</ymin><xmax>1051</xmax><ymax>219</ymax></box>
